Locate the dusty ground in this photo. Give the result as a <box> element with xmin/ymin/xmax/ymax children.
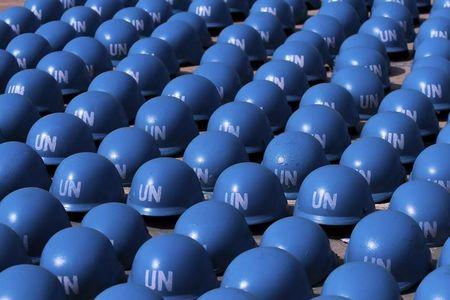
<box><xmin>1</xmin><ymin>1</ymin><xmax>445</xmax><ymax>299</ymax></box>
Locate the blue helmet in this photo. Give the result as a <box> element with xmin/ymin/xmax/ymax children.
<box><xmin>244</xmin><ymin>12</ymin><xmax>287</xmax><ymax>55</ymax></box>
<box><xmin>63</xmin><ymin>36</ymin><xmax>113</xmax><ymax>78</ymax></box>
<box><xmin>260</xmin><ymin>216</ymin><xmax>336</xmax><ymax>285</ymax></box>
<box><xmin>331</xmin><ymin>66</ymin><xmax>384</xmax><ymax>120</ymax></box>
<box><xmin>212</xmin><ymin>162</ymin><xmax>287</xmax><ymax>224</ymax></box>
<box><xmin>440</xmin><ymin>238</ymin><xmax>450</xmax><ymax>267</ymax></box>
<box><xmin>0</xmin><ymin>20</ymin><xmax>16</xmax><ymax>49</ymax></box>
<box><xmin>402</xmin><ymin>67</ymin><xmax>450</xmax><ymax>111</ymax></box>
<box><xmin>136</xmin><ymin>0</ymin><xmax>173</xmax><ymax>28</ymax></box>
<box><xmin>430</xmin><ymin>7</ymin><xmax>450</xmax><ymax>20</ymax></box>
<box><xmin>207</xmin><ymin>102</ymin><xmax>273</xmax><ymax>154</ymax></box>
<box><xmin>151</xmin><ymin>20</ymin><xmax>204</xmax><ymax>66</ymax></box>
<box><xmin>414</xmin><ymin>17</ymin><xmax>450</xmax><ymax>47</ymax></box>
<box><xmin>37</xmin><ymin>51</ymin><xmax>91</xmax><ymax>96</ymax></box>
<box><xmin>234</xmin><ymin>80</ymin><xmax>292</xmax><ymax>131</ymax></box>
<box><xmin>345</xmin><ymin>210</ymin><xmax>431</xmax><ymax>291</ymax></box>
<box><xmin>411</xmin><ymin>143</ymin><xmax>450</xmax><ymax>193</ymax></box>
<box><xmin>318</xmin><ymin>2</ymin><xmax>361</xmax><ymax>36</ymax></box>
<box><xmin>24</xmin><ymin>0</ymin><xmax>64</xmax><ymax>23</ymax></box>
<box><xmin>174</xmin><ymin>201</ymin><xmax>256</xmax><ymax>272</ymax></box>
<box><xmin>286</xmin><ymin>106</ymin><xmax>351</xmax><ymax>161</ymax></box>
<box><xmin>97</xmin><ymin>283</ymin><xmax>163</xmax><ymax>300</ymax></box>
<box><xmin>300</xmin><ymin>83</ymin><xmax>360</xmax><ymax>130</ymax></box>
<box><xmin>412</xmin><ymin>56</ymin><xmax>450</xmax><ymax>77</ymax></box>
<box><xmin>339</xmin><ymin>33</ymin><xmax>389</xmax><ymax>63</ymax></box>
<box><xmin>0</xmin><ymin>6</ymin><xmax>39</xmax><ymax>35</ymax></box>
<box><xmin>415</xmin><ymin>266</ymin><xmax>450</xmax><ymax>300</ymax></box>
<box><xmin>61</xmin><ymin>6</ymin><xmax>102</xmax><ymax>37</ymax></box>
<box><xmin>340</xmin><ymin>137</ymin><xmax>406</xmax><ymax>202</ymax></box>
<box><xmin>168</xmin><ymin>12</ymin><xmax>213</xmax><ymax>48</ymax></box>
<box><xmin>437</xmin><ymin>124</ymin><xmax>450</xmax><ymax>144</ymax></box>
<box><xmin>0</xmin><ymin>50</ymin><xmax>19</xmax><ymax>93</ymax></box>
<box><xmin>5</xmin><ymin>69</ymin><xmax>64</xmax><ymax>114</ymax></box>
<box><xmin>82</xmin><ymin>202</ymin><xmax>150</xmax><ymax>269</ymax></box>
<box><xmin>135</xmin><ymin>96</ymin><xmax>199</xmax><ymax>156</ymax></box>
<box><xmin>161</xmin><ymin>74</ymin><xmax>221</xmax><ymax>121</ymax></box>
<box><xmin>273</xmin><ymin>41</ymin><xmax>326</xmax><ymax>82</ymax></box>
<box><xmin>6</xmin><ymin>33</ymin><xmax>51</xmax><ymax>70</ymax></box>
<box><xmin>292</xmin><ymin>31</ymin><xmax>334</xmax><ymax>57</ymax></box>
<box><xmin>0</xmin><ymin>265</ymin><xmax>66</xmax><ymax>300</ymax></box>
<box><xmin>194</xmin><ymin>62</ymin><xmax>242</xmax><ymax>103</ymax></box>
<box><xmin>50</xmin><ymin>152</ymin><xmax>124</xmax><ymax>212</ymax></box>
<box><xmin>84</xmin><ymin>0</ymin><xmax>124</xmax><ymax>22</ymax></box>
<box><xmin>0</xmin><ymin>142</ymin><xmax>51</xmax><ymax>199</ymax></box>
<box><xmin>165</xmin><ymin>0</ymin><xmax>191</xmax><ymax>13</ymax></box>
<box><xmin>199</xmin><ymin>288</ymin><xmax>257</xmax><ymax>300</ymax></box>
<box><xmin>284</xmin><ymin>0</ymin><xmax>308</xmax><ymax>24</ymax></box>
<box><xmin>0</xmin><ymin>187</ymin><xmax>70</xmax><ymax>262</ymax></box>
<box><xmin>35</xmin><ymin>21</ymin><xmax>77</xmax><ymax>51</ymax></box>
<box><xmin>414</xmin><ymin>37</ymin><xmax>450</xmax><ymax>60</ymax></box>
<box><xmin>321</xmin><ymin>0</ymin><xmax>367</xmax><ymax>22</ymax></box>
<box><xmin>0</xmin><ymin>94</ymin><xmax>39</xmax><ymax>142</ymax></box>
<box><xmin>250</xmin><ymin>0</ymin><xmax>295</xmax><ymax>30</ymax></box>
<box><xmin>334</xmin><ymin>47</ymin><xmax>390</xmax><ymax>90</ymax></box>
<box><xmin>65</xmin><ymin>91</ymin><xmax>128</xmax><ymax>141</ymax></box>
<box><xmin>40</xmin><ymin>227</ymin><xmax>124</xmax><ymax>299</ymax></box>
<box><xmin>88</xmin><ymin>70</ymin><xmax>144</xmax><ymax>121</ymax></box>
<box><xmin>114</xmin><ymin>7</ymin><xmax>154</xmax><ymax>37</ymax></box>
<box><xmin>294</xmin><ymin>165</ymin><xmax>375</xmax><ymax>225</ymax></box>
<box><xmin>217</xmin><ymin>24</ymin><xmax>267</xmax><ymax>63</ymax></box>
<box><xmin>361</xmin><ymin>112</ymin><xmax>424</xmax><ymax>164</ymax></box>
<box><xmin>95</xmin><ymin>19</ymin><xmax>139</xmax><ymax>66</ymax></box>
<box><xmin>254</xmin><ymin>60</ymin><xmax>309</xmax><ymax>102</ymax></box>
<box><xmin>184</xmin><ymin>131</ymin><xmax>249</xmax><ymax>192</ymax></box>
<box><xmin>129</xmin><ymin>234</ymin><xmax>217</xmax><ymax>298</ymax></box>
<box><xmin>0</xmin><ymin>223</ymin><xmax>30</xmax><ymax>271</ymax></box>
<box><xmin>26</xmin><ymin>113</ymin><xmax>96</xmax><ymax>165</ymax></box>
<box><xmin>188</xmin><ymin>0</ymin><xmax>233</xmax><ymax>29</ymax></box>
<box><xmin>389</xmin><ymin>180</ymin><xmax>450</xmax><ymax>246</ymax></box>
<box><xmin>116</xmin><ymin>54</ymin><xmax>170</xmax><ymax>98</ymax></box>
<box><xmin>321</xmin><ymin>262</ymin><xmax>400</xmax><ymax>300</ymax></box>
<box><xmin>262</xmin><ymin>132</ymin><xmax>328</xmax><ymax>199</ymax></box>
<box><xmin>302</xmin><ymin>15</ymin><xmax>346</xmax><ymax>57</ymax></box>
<box><xmin>371</xmin><ymin>3</ymin><xmax>415</xmax><ymax>42</ymax></box>
<box><xmin>378</xmin><ymin>88</ymin><xmax>440</xmax><ymax>136</ymax></box>
<box><xmin>221</xmin><ymin>247</ymin><xmax>312</xmax><ymax>300</ymax></box>
<box><xmin>201</xmin><ymin>43</ymin><xmax>253</xmax><ymax>84</ymax></box>
<box><xmin>127</xmin><ymin>158</ymin><xmax>203</xmax><ymax>216</ymax></box>
<box><xmin>358</xmin><ymin>16</ymin><xmax>408</xmax><ymax>54</ymax></box>
<box><xmin>432</xmin><ymin>0</ymin><xmax>450</xmax><ymax>11</ymax></box>
<box><xmin>129</xmin><ymin>37</ymin><xmax>180</xmax><ymax>76</ymax></box>
<box><xmin>98</xmin><ymin>127</ymin><xmax>160</xmax><ymax>185</ymax></box>
<box><xmin>372</xmin><ymin>0</ymin><xmax>418</xmax><ymax>20</ymax></box>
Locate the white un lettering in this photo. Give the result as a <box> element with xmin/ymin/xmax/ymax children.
<box><xmin>59</xmin><ymin>180</ymin><xmax>82</xmax><ymax>198</ymax></box>
<box><xmin>35</xmin><ymin>135</ymin><xmax>57</xmax><ymax>152</ymax></box>
<box><xmin>312</xmin><ymin>189</ymin><xmax>337</xmax><ymax>210</ymax></box>
<box><xmin>145</xmin><ymin>269</ymin><xmax>173</xmax><ymax>292</ymax></box>
<box><xmin>195</xmin><ymin>6</ymin><xmax>211</xmax><ymax>17</ymax></box>
<box><xmin>419</xmin><ymin>221</ymin><xmax>438</xmax><ymax>238</ymax></box>
<box><xmin>138</xmin><ymin>184</ymin><xmax>162</xmax><ymax>202</ymax></box>
<box><xmin>224</xmin><ymin>192</ymin><xmax>248</xmax><ymax>210</ymax></box>
<box><xmin>364</xmin><ymin>256</ymin><xmax>392</xmax><ymax>271</ymax></box>
<box><xmin>58</xmin><ymin>276</ymin><xmax>79</xmax><ymax>295</ymax></box>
